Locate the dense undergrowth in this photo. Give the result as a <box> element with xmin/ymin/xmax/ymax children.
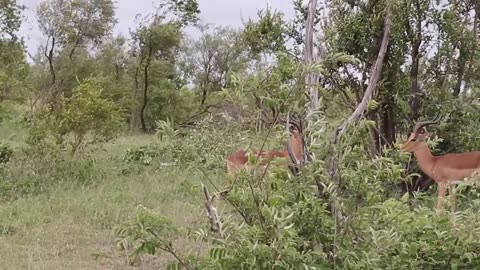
<box><xmin>112</xmin><ymin>116</ymin><xmax>480</xmax><ymax>269</ymax></box>
<box><xmin>3</xmin><ymin>0</ymin><xmax>480</xmax><ymax>268</ymax></box>
<box><xmin>1</xmin><ymin>102</ymin><xmax>480</xmax><ymax>269</ymax></box>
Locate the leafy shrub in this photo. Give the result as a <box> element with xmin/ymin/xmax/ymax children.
<box><xmin>0</xmin><ymin>145</ymin><xmax>100</xmax><ymax>200</ymax></box>
<box><xmin>27</xmin><ymin>76</ymin><xmax>124</xmax><ymax>155</ymax></box>
<box><xmin>121</xmin><ymin>116</ymin><xmax>249</xmax><ymax>172</ymax></box>
<box><xmin>113</xmin><ymin>117</ymin><xmax>480</xmax><ymax>269</ymax></box>
<box><xmin>122</xmin><ymin>145</ymin><xmax>161</xmax><ymax>166</ymax></box>
<box><xmin>0</xmin><ymin>143</ymin><xmax>13</xmax><ymax>164</ymax></box>
<box><xmin>113</xmin><ymin>205</ymin><xmax>182</xmax><ymax>266</ymax></box>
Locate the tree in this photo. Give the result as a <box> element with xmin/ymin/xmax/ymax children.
<box><xmin>94</xmin><ymin>35</ymin><xmax>134</xmax><ymax>116</ymax></box>
<box><xmin>0</xmin><ymin>0</ymin><xmax>27</xmax><ymax>103</ymax></box>
<box><xmin>0</xmin><ymin>0</ymin><xmax>23</xmax><ymax>40</ymax></box>
<box><xmin>27</xmin><ymin>76</ymin><xmax>124</xmax><ymax>155</ymax></box>
<box><xmin>36</xmin><ymin>0</ymin><xmax>116</xmax><ymax>104</ymax></box>
<box><xmin>133</xmin><ymin>20</ymin><xmax>181</xmax><ymax>132</ymax></box>
<box><xmin>129</xmin><ymin>0</ymin><xmax>200</xmax><ymax>132</ymax></box>
<box><xmin>180</xmin><ymin>25</ymin><xmax>249</xmax><ymax>107</ymax></box>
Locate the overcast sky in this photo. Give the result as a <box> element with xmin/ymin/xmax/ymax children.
<box><xmin>17</xmin><ymin>0</ymin><xmax>297</xmax><ymax>55</ymax></box>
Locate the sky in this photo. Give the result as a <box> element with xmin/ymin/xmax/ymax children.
<box><xmin>17</xmin><ymin>0</ymin><xmax>297</xmax><ymax>56</ymax></box>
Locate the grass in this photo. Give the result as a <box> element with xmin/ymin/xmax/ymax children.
<box><xmin>0</xmin><ymin>121</ymin><xmax>218</xmax><ymax>269</ymax></box>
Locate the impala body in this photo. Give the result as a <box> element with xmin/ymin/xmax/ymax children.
<box><xmin>226</xmin><ymin>118</ymin><xmax>306</xmax><ymax>176</ymax></box>
<box><xmin>401</xmin><ymin>115</ymin><xmax>480</xmax><ymax>214</ymax></box>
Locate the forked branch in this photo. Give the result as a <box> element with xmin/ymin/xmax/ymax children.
<box><xmin>325</xmin><ymin>4</ymin><xmax>392</xmax><ymax>223</ymax></box>
<box><xmin>202</xmin><ymin>184</ymin><xmax>224</xmax><ymax>238</ymax></box>
<box><xmin>333</xmin><ymin>6</ymin><xmax>392</xmax><ymax>143</ymax></box>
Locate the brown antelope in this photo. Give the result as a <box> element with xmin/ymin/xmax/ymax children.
<box><xmin>401</xmin><ymin>114</ymin><xmax>480</xmax><ymax>216</ymax></box>
<box><xmin>226</xmin><ymin>114</ymin><xmax>307</xmax><ymax>176</ymax></box>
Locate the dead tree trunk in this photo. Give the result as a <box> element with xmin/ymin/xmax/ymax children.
<box><xmin>304</xmin><ymin>0</ymin><xmax>320</xmax><ymax>118</ymax></box>
<box><xmin>325</xmin><ymin>5</ymin><xmax>392</xmax><ymax>223</ymax></box>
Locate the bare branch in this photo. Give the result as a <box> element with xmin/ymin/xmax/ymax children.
<box><xmin>324</xmin><ymin>4</ymin><xmax>393</xmax><ymax>225</ymax></box>
<box><xmin>202</xmin><ymin>184</ymin><xmax>224</xmax><ymax>238</ymax></box>
<box><xmin>333</xmin><ymin>6</ymin><xmax>392</xmax><ymax>142</ymax></box>
<box><xmin>304</xmin><ymin>0</ymin><xmax>321</xmax><ymax>117</ymax></box>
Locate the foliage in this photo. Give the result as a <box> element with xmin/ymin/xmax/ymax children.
<box><xmin>0</xmin><ymin>0</ymin><xmax>27</xmax><ymax>102</ymax></box>
<box><xmin>0</xmin><ymin>0</ymin><xmax>23</xmax><ymax>40</ymax></box>
<box><xmin>242</xmin><ymin>8</ymin><xmax>288</xmax><ymax>56</ymax></box>
<box><xmin>114</xmin><ymin>119</ymin><xmax>480</xmax><ymax>269</ymax></box>
<box><xmin>4</xmin><ymin>0</ymin><xmax>480</xmax><ymax>269</ymax></box>
<box><xmin>114</xmin><ymin>205</ymin><xmax>179</xmax><ymax>259</ymax></box>
<box><xmin>122</xmin><ymin>144</ymin><xmax>161</xmax><ymax>166</ymax></box>
<box><xmin>180</xmin><ymin>25</ymin><xmax>249</xmax><ymax>106</ymax></box>
<box><xmin>0</xmin><ymin>142</ymin><xmax>13</xmax><ymax>164</ymax></box>
<box><xmin>36</xmin><ymin>0</ymin><xmax>116</xmax><ymax>49</ymax></box>
<box><xmin>0</xmin><ymin>147</ymin><xmax>99</xmax><ymax>200</ymax></box>
<box><xmin>122</xmin><ymin>115</ymin><xmax>247</xmax><ymax>172</ymax></box>
<box><xmin>27</xmin><ymin>77</ymin><xmax>124</xmax><ymax>154</ymax></box>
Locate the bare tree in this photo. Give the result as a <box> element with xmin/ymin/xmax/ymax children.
<box><xmin>325</xmin><ymin>4</ymin><xmax>393</xmax><ymax>224</ymax></box>
<box><xmin>304</xmin><ymin>0</ymin><xmax>320</xmax><ymax>118</ymax></box>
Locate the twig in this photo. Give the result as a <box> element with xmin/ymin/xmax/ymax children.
<box><xmin>146</xmin><ymin>229</ymin><xmax>194</xmax><ymax>270</ymax></box>
<box><xmin>198</xmin><ymin>168</ymin><xmax>251</xmax><ymax>225</ymax></box>
<box><xmin>202</xmin><ymin>184</ymin><xmax>224</xmax><ymax>238</ymax></box>
<box><xmin>160</xmin><ymin>246</ymin><xmax>194</xmax><ymax>270</ymax></box>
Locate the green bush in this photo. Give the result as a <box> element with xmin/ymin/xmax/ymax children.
<box><xmin>122</xmin><ymin>144</ymin><xmax>161</xmax><ymax>166</ymax></box>
<box><xmin>27</xmin><ymin>76</ymin><xmax>124</xmax><ymax>155</ymax></box>
<box><xmin>0</xmin><ymin>143</ymin><xmax>13</xmax><ymax>164</ymax></box>
<box><xmin>113</xmin><ymin>117</ymin><xmax>480</xmax><ymax>269</ymax></box>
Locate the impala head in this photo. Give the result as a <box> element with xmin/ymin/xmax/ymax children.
<box><xmin>401</xmin><ymin>113</ymin><xmax>442</xmax><ymax>153</ymax></box>
<box><xmin>279</xmin><ymin>112</ymin><xmax>310</xmax><ymax>172</ymax></box>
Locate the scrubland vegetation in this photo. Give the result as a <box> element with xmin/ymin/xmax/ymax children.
<box><xmin>2</xmin><ymin>0</ymin><xmax>480</xmax><ymax>269</ymax></box>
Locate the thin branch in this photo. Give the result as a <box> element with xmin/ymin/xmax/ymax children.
<box><xmin>202</xmin><ymin>184</ymin><xmax>224</xmax><ymax>238</ymax></box>
<box><xmin>199</xmin><ymin>168</ymin><xmax>251</xmax><ymax>225</ymax></box>
<box><xmin>160</xmin><ymin>246</ymin><xmax>194</xmax><ymax>270</ymax></box>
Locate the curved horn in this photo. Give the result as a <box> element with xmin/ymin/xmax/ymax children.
<box><xmin>288</xmin><ymin>112</ymin><xmax>302</xmax><ymax>132</ymax></box>
<box><xmin>278</xmin><ymin>112</ymin><xmax>302</xmax><ymax>132</ymax></box>
<box><xmin>413</xmin><ymin>112</ymin><xmax>442</xmax><ymax>134</ymax></box>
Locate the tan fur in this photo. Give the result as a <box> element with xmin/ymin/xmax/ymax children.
<box><xmin>226</xmin><ymin>130</ymin><xmax>304</xmax><ymax>176</ymax></box>
<box><xmin>401</xmin><ymin>127</ymin><xmax>480</xmax><ymax>215</ymax></box>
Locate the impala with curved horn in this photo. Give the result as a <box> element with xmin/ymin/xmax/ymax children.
<box><xmin>226</xmin><ymin>113</ymin><xmax>308</xmax><ymax>176</ymax></box>
<box><xmin>401</xmin><ymin>114</ymin><xmax>480</xmax><ymax>216</ymax></box>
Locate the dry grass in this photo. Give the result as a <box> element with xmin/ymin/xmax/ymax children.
<box><xmin>0</xmin><ymin>129</ymin><xmax>215</xmax><ymax>269</ymax></box>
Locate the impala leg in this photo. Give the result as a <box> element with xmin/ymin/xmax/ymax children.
<box><xmin>449</xmin><ymin>184</ymin><xmax>456</xmax><ymax>224</ymax></box>
<box><xmin>436</xmin><ymin>183</ymin><xmax>447</xmax><ymax>213</ymax></box>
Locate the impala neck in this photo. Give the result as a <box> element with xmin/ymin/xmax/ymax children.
<box><xmin>412</xmin><ymin>142</ymin><xmax>436</xmax><ymax>177</ymax></box>
<box><xmin>288</xmin><ymin>133</ymin><xmax>304</xmax><ymax>161</ymax></box>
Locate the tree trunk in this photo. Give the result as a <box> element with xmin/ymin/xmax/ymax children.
<box><xmin>409</xmin><ymin>38</ymin><xmax>421</xmax><ymax>119</ymax></box>
<box><xmin>304</xmin><ymin>0</ymin><xmax>320</xmax><ymax>118</ymax></box>
<box><xmin>200</xmin><ymin>82</ymin><xmax>208</xmax><ymax>107</ymax></box>
<box><xmin>69</xmin><ymin>36</ymin><xmax>81</xmax><ymax>61</ymax></box>
<box><xmin>140</xmin><ymin>45</ymin><xmax>152</xmax><ymax>133</ymax></box>
<box><xmin>45</xmin><ymin>36</ymin><xmax>56</xmax><ymax>87</ymax></box>
<box><xmin>452</xmin><ymin>44</ymin><xmax>468</xmax><ymax>97</ymax></box>
<box><xmin>326</xmin><ymin>4</ymin><xmax>392</xmax><ymax>224</ymax></box>
<box><xmin>463</xmin><ymin>7</ymin><xmax>479</xmax><ymax>95</ymax></box>
<box><xmin>130</xmin><ymin>65</ymin><xmax>141</xmax><ymax>129</ymax></box>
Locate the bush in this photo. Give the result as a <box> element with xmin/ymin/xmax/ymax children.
<box><xmin>0</xmin><ymin>143</ymin><xmax>13</xmax><ymax>164</ymax></box>
<box><xmin>0</xmin><ymin>148</ymin><xmax>100</xmax><ymax>201</ymax></box>
<box><xmin>27</xmin><ymin>76</ymin><xmax>124</xmax><ymax>155</ymax></box>
<box><xmin>113</xmin><ymin>117</ymin><xmax>480</xmax><ymax>269</ymax></box>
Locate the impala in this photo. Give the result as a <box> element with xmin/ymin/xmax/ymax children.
<box><xmin>226</xmin><ymin>114</ymin><xmax>307</xmax><ymax>176</ymax></box>
<box><xmin>401</xmin><ymin>114</ymin><xmax>480</xmax><ymax>216</ymax></box>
